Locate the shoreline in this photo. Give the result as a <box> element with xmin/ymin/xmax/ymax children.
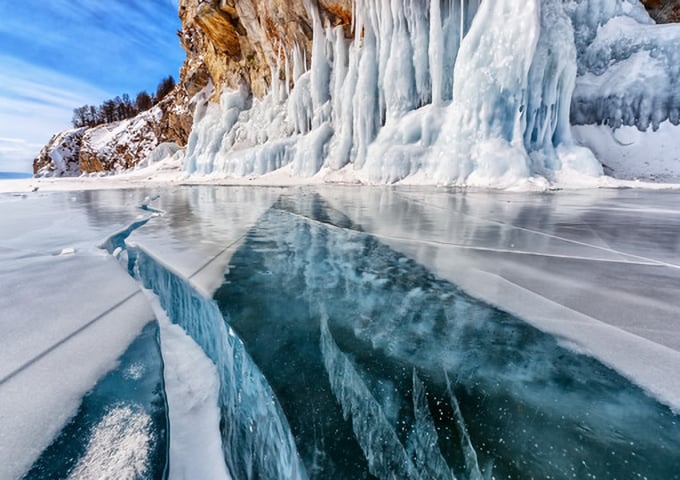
<box><xmin>3</xmin><ymin>163</ymin><xmax>680</xmax><ymax>195</ymax></box>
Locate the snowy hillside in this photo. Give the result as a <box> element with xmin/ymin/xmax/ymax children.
<box><xmin>34</xmin><ymin>87</ymin><xmax>195</xmax><ymax>177</ymax></box>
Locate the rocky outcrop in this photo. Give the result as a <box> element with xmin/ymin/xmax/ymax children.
<box><xmin>34</xmin><ymin>86</ymin><xmax>195</xmax><ymax>176</ymax></box>
<box><xmin>33</xmin><ymin>128</ymin><xmax>87</xmax><ymax>177</ymax></box>
<box><xmin>179</xmin><ymin>0</ymin><xmax>352</xmax><ymax>99</ymax></box>
<box><xmin>643</xmin><ymin>0</ymin><xmax>680</xmax><ymax>23</ymax></box>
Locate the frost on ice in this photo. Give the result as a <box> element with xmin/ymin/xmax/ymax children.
<box><xmin>183</xmin><ymin>0</ymin><xmax>679</xmax><ymax>186</ymax></box>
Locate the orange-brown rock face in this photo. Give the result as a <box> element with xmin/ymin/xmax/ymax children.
<box><xmin>179</xmin><ymin>0</ymin><xmax>353</xmax><ymax>99</ymax></box>
<box><xmin>643</xmin><ymin>0</ymin><xmax>680</xmax><ymax>23</ymax></box>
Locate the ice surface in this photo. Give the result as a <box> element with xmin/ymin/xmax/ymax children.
<box><xmin>319</xmin><ymin>186</ymin><xmax>680</xmax><ymax>410</ymax></box>
<box><xmin>0</xmin><ymin>191</ymin><xmax>160</xmax><ymax>479</ymax></box>
<box><xmin>24</xmin><ymin>323</ymin><xmax>168</xmax><ymax>480</ymax></box>
<box><xmin>126</xmin><ymin>186</ymin><xmax>278</xmax><ymax>296</ymax></box>
<box><xmin>213</xmin><ymin>190</ymin><xmax>680</xmax><ymax>478</ymax></box>
<box><xmin>4</xmin><ymin>185</ymin><xmax>680</xmax><ymax>479</ymax></box>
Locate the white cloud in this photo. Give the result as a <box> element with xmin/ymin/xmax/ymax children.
<box><xmin>0</xmin><ymin>56</ymin><xmax>112</xmax><ymax>173</ymax></box>
<box><xmin>0</xmin><ymin>138</ymin><xmax>45</xmax><ymax>173</ymax></box>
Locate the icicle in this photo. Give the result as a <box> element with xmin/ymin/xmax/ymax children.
<box><xmin>327</xmin><ymin>28</ymin><xmax>359</xmax><ymax>170</ymax></box>
<box><xmin>433</xmin><ymin>0</ymin><xmax>540</xmax><ymax>185</ymax></box>
<box><xmin>352</xmin><ymin>9</ymin><xmax>380</xmax><ymax>170</ymax></box>
<box><xmin>460</xmin><ymin>0</ymin><xmax>465</xmax><ymax>45</ymax></box>
<box><xmin>383</xmin><ymin>0</ymin><xmax>417</xmax><ymax>121</ymax></box>
<box><xmin>429</xmin><ymin>0</ymin><xmax>444</xmax><ymax>106</ymax></box>
<box><xmin>271</xmin><ymin>47</ymin><xmax>282</xmax><ymax>104</ymax></box>
<box><xmin>309</xmin><ymin>4</ymin><xmax>331</xmax><ymax>119</ymax></box>
<box><xmin>284</xmin><ymin>51</ymin><xmax>291</xmax><ymax>98</ymax></box>
<box><xmin>405</xmin><ymin>0</ymin><xmax>432</xmax><ymax>107</ymax></box>
<box><xmin>331</xmin><ymin>27</ymin><xmax>349</xmax><ymax>123</ymax></box>
<box><xmin>292</xmin><ymin>44</ymin><xmax>306</xmax><ymax>82</ymax></box>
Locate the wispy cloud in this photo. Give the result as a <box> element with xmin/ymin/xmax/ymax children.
<box><xmin>0</xmin><ymin>138</ymin><xmax>46</xmax><ymax>173</ymax></box>
<box><xmin>0</xmin><ymin>56</ymin><xmax>113</xmax><ymax>172</ymax></box>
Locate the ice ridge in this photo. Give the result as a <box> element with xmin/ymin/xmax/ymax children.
<box><xmin>319</xmin><ymin>313</ymin><xmax>423</xmax><ymax>480</ymax></box>
<box><xmin>133</xmin><ymin>247</ymin><xmax>308</xmax><ymax>480</ymax></box>
<box><xmin>320</xmin><ymin>312</ymin><xmax>489</xmax><ymax>480</ymax></box>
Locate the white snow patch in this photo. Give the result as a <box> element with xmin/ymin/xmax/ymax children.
<box><xmin>144</xmin><ymin>291</ymin><xmax>231</xmax><ymax>480</ymax></box>
<box><xmin>573</xmin><ymin>122</ymin><xmax>680</xmax><ymax>182</ymax></box>
<box><xmin>67</xmin><ymin>405</ymin><xmax>153</xmax><ymax>480</ymax></box>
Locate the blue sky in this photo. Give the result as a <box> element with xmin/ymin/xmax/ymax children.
<box><xmin>0</xmin><ymin>0</ymin><xmax>185</xmax><ymax>172</ymax></box>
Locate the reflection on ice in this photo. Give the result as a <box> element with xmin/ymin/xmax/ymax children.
<box><xmin>214</xmin><ymin>192</ymin><xmax>680</xmax><ymax>479</ymax></box>
<box><xmin>3</xmin><ymin>186</ymin><xmax>680</xmax><ymax>480</ymax></box>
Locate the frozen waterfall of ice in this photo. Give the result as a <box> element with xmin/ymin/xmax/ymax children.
<box><xmin>567</xmin><ymin>1</ymin><xmax>680</xmax><ymax>131</ymax></box>
<box><xmin>183</xmin><ymin>0</ymin><xmax>679</xmax><ymax>185</ymax></box>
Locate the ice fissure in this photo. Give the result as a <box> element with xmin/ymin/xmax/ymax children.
<box><xmin>98</xmin><ymin>212</ymin><xmax>308</xmax><ymax>480</ymax></box>
<box><xmin>183</xmin><ymin>0</ymin><xmax>632</xmax><ymax>185</ymax></box>
<box><xmin>133</xmin><ymin>248</ymin><xmax>309</xmax><ymax>480</ymax></box>
<box><xmin>77</xmin><ymin>191</ymin><xmax>680</xmax><ymax>479</ymax></box>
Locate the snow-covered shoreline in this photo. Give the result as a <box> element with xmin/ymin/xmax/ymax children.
<box><xmin>3</xmin><ymin>160</ymin><xmax>680</xmax><ymax>195</ymax></box>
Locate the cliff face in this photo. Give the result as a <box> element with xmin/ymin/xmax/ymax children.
<box><xmin>643</xmin><ymin>0</ymin><xmax>680</xmax><ymax>22</ymax></box>
<box><xmin>33</xmin><ymin>0</ymin><xmax>680</xmax><ymax>177</ymax></box>
<box><xmin>34</xmin><ymin>86</ymin><xmax>195</xmax><ymax>176</ymax></box>
<box><xmin>179</xmin><ymin>0</ymin><xmax>352</xmax><ymax>99</ymax></box>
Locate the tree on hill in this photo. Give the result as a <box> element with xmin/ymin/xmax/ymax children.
<box><xmin>135</xmin><ymin>91</ymin><xmax>153</xmax><ymax>112</ymax></box>
<box><xmin>154</xmin><ymin>75</ymin><xmax>176</xmax><ymax>104</ymax></box>
<box><xmin>70</xmin><ymin>74</ymin><xmax>175</xmax><ymax>128</ymax></box>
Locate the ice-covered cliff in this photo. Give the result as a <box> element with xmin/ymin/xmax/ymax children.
<box><xmin>35</xmin><ymin>0</ymin><xmax>680</xmax><ymax>184</ymax></box>
<box><xmin>182</xmin><ymin>0</ymin><xmax>680</xmax><ymax>186</ymax></box>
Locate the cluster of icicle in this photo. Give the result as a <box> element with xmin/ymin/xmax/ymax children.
<box><xmin>184</xmin><ymin>0</ymin><xmax>605</xmax><ymax>187</ymax></box>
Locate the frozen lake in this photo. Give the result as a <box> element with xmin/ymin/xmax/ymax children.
<box><xmin>1</xmin><ymin>186</ymin><xmax>679</xmax><ymax>479</ymax></box>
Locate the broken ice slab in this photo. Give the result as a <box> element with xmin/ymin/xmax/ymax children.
<box><xmin>126</xmin><ymin>186</ymin><xmax>278</xmax><ymax>296</ymax></box>
<box><xmin>22</xmin><ymin>322</ymin><xmax>168</xmax><ymax>480</ymax></box>
<box><xmin>0</xmin><ymin>191</ymin><xmax>163</xmax><ymax>479</ymax></box>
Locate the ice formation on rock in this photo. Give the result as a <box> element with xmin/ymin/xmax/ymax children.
<box><xmin>568</xmin><ymin>0</ymin><xmax>680</xmax><ymax>131</ymax></box>
<box><xmin>183</xmin><ymin>0</ymin><xmax>680</xmax><ymax>185</ymax></box>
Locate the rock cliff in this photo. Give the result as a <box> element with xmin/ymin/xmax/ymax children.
<box><xmin>33</xmin><ymin>0</ymin><xmax>680</xmax><ymax>177</ymax></box>
<box><xmin>33</xmin><ymin>86</ymin><xmax>195</xmax><ymax>176</ymax></box>
<box><xmin>179</xmin><ymin>0</ymin><xmax>352</xmax><ymax>99</ymax></box>
<box><xmin>643</xmin><ymin>0</ymin><xmax>680</xmax><ymax>22</ymax></box>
